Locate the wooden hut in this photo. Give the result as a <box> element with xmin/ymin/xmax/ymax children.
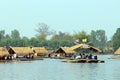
<box><xmin>0</xmin><ymin>47</ymin><xmax>9</xmax><ymax>57</ymax></box>
<box><xmin>8</xmin><ymin>47</ymin><xmax>33</xmax><ymax>56</ymax></box>
<box><xmin>54</xmin><ymin>47</ymin><xmax>76</xmax><ymax>57</ymax></box>
<box><xmin>32</xmin><ymin>47</ymin><xmax>48</xmax><ymax>56</ymax></box>
<box><xmin>69</xmin><ymin>44</ymin><xmax>101</xmax><ymax>53</ymax></box>
<box><xmin>114</xmin><ymin>48</ymin><xmax>120</xmax><ymax>54</ymax></box>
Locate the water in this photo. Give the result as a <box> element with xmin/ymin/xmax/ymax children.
<box><xmin>0</xmin><ymin>55</ymin><xmax>120</xmax><ymax>80</ymax></box>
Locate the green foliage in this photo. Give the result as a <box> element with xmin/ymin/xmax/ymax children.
<box><xmin>90</xmin><ymin>30</ymin><xmax>107</xmax><ymax>51</ymax></box>
<box><xmin>11</xmin><ymin>29</ymin><xmax>20</xmax><ymax>39</ymax></box>
<box><xmin>35</xmin><ymin>23</ymin><xmax>54</xmax><ymax>40</ymax></box>
<box><xmin>72</xmin><ymin>31</ymin><xmax>90</xmax><ymax>43</ymax></box>
<box><xmin>0</xmin><ymin>30</ymin><xmax>5</xmax><ymax>40</ymax></box>
<box><xmin>0</xmin><ymin>27</ymin><xmax>115</xmax><ymax>54</ymax></box>
<box><xmin>112</xmin><ymin>28</ymin><xmax>120</xmax><ymax>51</ymax></box>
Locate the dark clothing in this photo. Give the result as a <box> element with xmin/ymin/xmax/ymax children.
<box><xmin>94</xmin><ymin>55</ymin><xmax>98</xmax><ymax>60</ymax></box>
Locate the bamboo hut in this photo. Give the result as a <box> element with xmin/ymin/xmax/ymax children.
<box><xmin>54</xmin><ymin>47</ymin><xmax>76</xmax><ymax>57</ymax></box>
<box><xmin>8</xmin><ymin>47</ymin><xmax>33</xmax><ymax>56</ymax></box>
<box><xmin>0</xmin><ymin>47</ymin><xmax>9</xmax><ymax>57</ymax></box>
<box><xmin>32</xmin><ymin>47</ymin><xmax>48</xmax><ymax>56</ymax></box>
<box><xmin>114</xmin><ymin>48</ymin><xmax>120</xmax><ymax>54</ymax></box>
<box><xmin>69</xmin><ymin>44</ymin><xmax>101</xmax><ymax>53</ymax></box>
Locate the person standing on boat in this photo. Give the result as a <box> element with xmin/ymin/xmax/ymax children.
<box><xmin>88</xmin><ymin>54</ymin><xmax>93</xmax><ymax>59</ymax></box>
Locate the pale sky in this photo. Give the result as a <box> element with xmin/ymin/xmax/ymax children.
<box><xmin>0</xmin><ymin>0</ymin><xmax>120</xmax><ymax>40</ymax></box>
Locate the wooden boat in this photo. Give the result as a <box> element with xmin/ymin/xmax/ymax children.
<box><xmin>61</xmin><ymin>59</ymin><xmax>105</xmax><ymax>63</ymax></box>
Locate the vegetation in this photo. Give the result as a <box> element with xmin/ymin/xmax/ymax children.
<box><xmin>0</xmin><ymin>23</ymin><xmax>119</xmax><ymax>53</ymax></box>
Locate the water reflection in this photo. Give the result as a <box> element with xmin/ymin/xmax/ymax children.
<box><xmin>0</xmin><ymin>55</ymin><xmax>120</xmax><ymax>80</ymax></box>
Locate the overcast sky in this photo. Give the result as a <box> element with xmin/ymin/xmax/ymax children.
<box><xmin>0</xmin><ymin>0</ymin><xmax>120</xmax><ymax>40</ymax></box>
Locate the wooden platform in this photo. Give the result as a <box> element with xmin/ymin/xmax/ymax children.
<box><xmin>61</xmin><ymin>59</ymin><xmax>105</xmax><ymax>63</ymax></box>
<box><xmin>0</xmin><ymin>59</ymin><xmax>20</xmax><ymax>63</ymax></box>
<box><xmin>18</xmin><ymin>57</ymin><xmax>43</xmax><ymax>61</ymax></box>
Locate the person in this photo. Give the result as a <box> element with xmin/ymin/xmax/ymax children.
<box><xmin>48</xmin><ymin>53</ymin><xmax>51</xmax><ymax>57</ymax></box>
<box><xmin>88</xmin><ymin>54</ymin><xmax>93</xmax><ymax>59</ymax></box>
<box><xmin>71</xmin><ymin>55</ymin><xmax>76</xmax><ymax>60</ymax></box>
<box><xmin>13</xmin><ymin>53</ymin><xmax>17</xmax><ymax>59</ymax></box>
<box><xmin>79</xmin><ymin>53</ymin><xmax>82</xmax><ymax>59</ymax></box>
<box><xmin>76</xmin><ymin>55</ymin><xmax>81</xmax><ymax>59</ymax></box>
<box><xmin>94</xmin><ymin>55</ymin><xmax>98</xmax><ymax>60</ymax></box>
<box><xmin>57</xmin><ymin>54</ymin><xmax>60</xmax><ymax>57</ymax></box>
<box><xmin>82</xmin><ymin>53</ymin><xmax>86</xmax><ymax>59</ymax></box>
<box><xmin>33</xmin><ymin>50</ymin><xmax>37</xmax><ymax>57</ymax></box>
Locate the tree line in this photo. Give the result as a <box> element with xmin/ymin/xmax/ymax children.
<box><xmin>0</xmin><ymin>23</ymin><xmax>119</xmax><ymax>54</ymax></box>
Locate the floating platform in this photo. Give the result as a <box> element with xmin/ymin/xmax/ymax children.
<box><xmin>61</xmin><ymin>59</ymin><xmax>105</xmax><ymax>63</ymax></box>
<box><xmin>17</xmin><ymin>57</ymin><xmax>43</xmax><ymax>61</ymax></box>
<box><xmin>0</xmin><ymin>59</ymin><xmax>20</xmax><ymax>63</ymax></box>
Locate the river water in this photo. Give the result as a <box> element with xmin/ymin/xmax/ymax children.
<box><xmin>0</xmin><ymin>55</ymin><xmax>120</xmax><ymax>80</ymax></box>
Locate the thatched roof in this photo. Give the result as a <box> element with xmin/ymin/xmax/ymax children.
<box><xmin>55</xmin><ymin>47</ymin><xmax>76</xmax><ymax>54</ymax></box>
<box><xmin>69</xmin><ymin>44</ymin><xmax>101</xmax><ymax>53</ymax></box>
<box><xmin>114</xmin><ymin>48</ymin><xmax>120</xmax><ymax>54</ymax></box>
<box><xmin>32</xmin><ymin>47</ymin><xmax>48</xmax><ymax>54</ymax></box>
<box><xmin>8</xmin><ymin>47</ymin><xmax>33</xmax><ymax>56</ymax></box>
<box><xmin>0</xmin><ymin>47</ymin><xmax>9</xmax><ymax>56</ymax></box>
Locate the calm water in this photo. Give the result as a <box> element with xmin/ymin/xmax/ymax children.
<box><xmin>0</xmin><ymin>55</ymin><xmax>120</xmax><ymax>80</ymax></box>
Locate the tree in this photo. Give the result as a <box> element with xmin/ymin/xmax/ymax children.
<box><xmin>72</xmin><ymin>31</ymin><xmax>90</xmax><ymax>44</ymax></box>
<box><xmin>0</xmin><ymin>30</ymin><xmax>5</xmax><ymax>40</ymax></box>
<box><xmin>51</xmin><ymin>31</ymin><xmax>73</xmax><ymax>41</ymax></box>
<box><xmin>35</xmin><ymin>23</ymin><xmax>53</xmax><ymax>40</ymax></box>
<box><xmin>112</xmin><ymin>28</ymin><xmax>120</xmax><ymax>51</ymax></box>
<box><xmin>11</xmin><ymin>29</ymin><xmax>20</xmax><ymax>39</ymax></box>
<box><xmin>90</xmin><ymin>30</ymin><xmax>107</xmax><ymax>52</ymax></box>
<box><xmin>29</xmin><ymin>37</ymin><xmax>40</xmax><ymax>46</ymax></box>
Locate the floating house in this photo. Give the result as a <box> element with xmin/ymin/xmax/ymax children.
<box><xmin>8</xmin><ymin>47</ymin><xmax>33</xmax><ymax>57</ymax></box>
<box><xmin>0</xmin><ymin>47</ymin><xmax>9</xmax><ymax>57</ymax></box>
<box><xmin>32</xmin><ymin>47</ymin><xmax>48</xmax><ymax>56</ymax></box>
<box><xmin>69</xmin><ymin>44</ymin><xmax>101</xmax><ymax>53</ymax></box>
<box><xmin>54</xmin><ymin>47</ymin><xmax>76</xmax><ymax>57</ymax></box>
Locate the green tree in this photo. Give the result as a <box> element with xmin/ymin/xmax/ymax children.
<box><xmin>11</xmin><ymin>29</ymin><xmax>20</xmax><ymax>39</ymax></box>
<box><xmin>51</xmin><ymin>31</ymin><xmax>73</xmax><ymax>41</ymax></box>
<box><xmin>72</xmin><ymin>31</ymin><xmax>90</xmax><ymax>44</ymax></box>
<box><xmin>0</xmin><ymin>30</ymin><xmax>5</xmax><ymax>40</ymax></box>
<box><xmin>90</xmin><ymin>30</ymin><xmax>107</xmax><ymax>52</ymax></box>
<box><xmin>35</xmin><ymin>23</ymin><xmax>53</xmax><ymax>40</ymax></box>
<box><xmin>51</xmin><ymin>31</ymin><xmax>74</xmax><ymax>47</ymax></box>
<box><xmin>21</xmin><ymin>37</ymin><xmax>30</xmax><ymax>46</ymax></box>
<box><xmin>112</xmin><ymin>28</ymin><xmax>120</xmax><ymax>51</ymax></box>
<box><xmin>29</xmin><ymin>37</ymin><xmax>40</xmax><ymax>47</ymax></box>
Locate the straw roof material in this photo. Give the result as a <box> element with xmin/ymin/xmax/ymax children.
<box><xmin>32</xmin><ymin>47</ymin><xmax>48</xmax><ymax>54</ymax></box>
<box><xmin>114</xmin><ymin>48</ymin><xmax>120</xmax><ymax>54</ymax></box>
<box><xmin>0</xmin><ymin>47</ymin><xmax>9</xmax><ymax>56</ymax></box>
<box><xmin>8</xmin><ymin>47</ymin><xmax>33</xmax><ymax>56</ymax></box>
<box><xmin>55</xmin><ymin>47</ymin><xmax>76</xmax><ymax>54</ymax></box>
<box><xmin>70</xmin><ymin>44</ymin><xmax>101</xmax><ymax>53</ymax></box>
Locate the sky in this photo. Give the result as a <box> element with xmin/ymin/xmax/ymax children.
<box><xmin>0</xmin><ymin>0</ymin><xmax>120</xmax><ymax>40</ymax></box>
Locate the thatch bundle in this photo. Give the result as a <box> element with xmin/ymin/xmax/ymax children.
<box><xmin>8</xmin><ymin>47</ymin><xmax>33</xmax><ymax>56</ymax></box>
<box><xmin>0</xmin><ymin>47</ymin><xmax>9</xmax><ymax>57</ymax></box>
